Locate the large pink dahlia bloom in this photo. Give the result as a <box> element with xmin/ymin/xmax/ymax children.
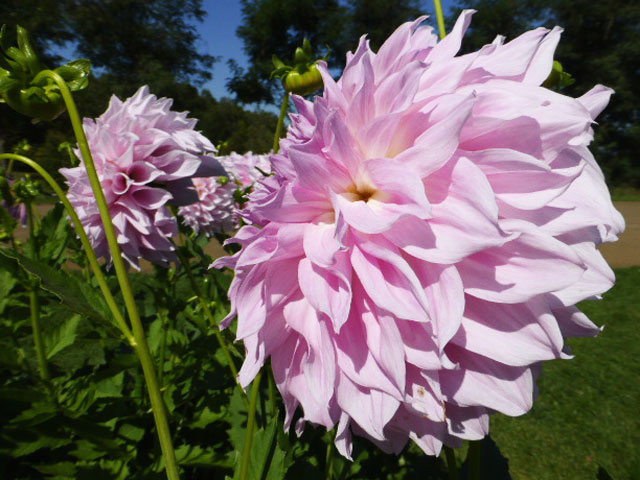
<box><xmin>61</xmin><ymin>86</ymin><xmax>224</xmax><ymax>268</ymax></box>
<box><xmin>178</xmin><ymin>151</ymin><xmax>272</xmax><ymax>235</ymax></box>
<box><xmin>214</xmin><ymin>11</ymin><xmax>624</xmax><ymax>458</ymax></box>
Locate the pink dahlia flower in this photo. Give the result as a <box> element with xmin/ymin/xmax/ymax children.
<box><xmin>214</xmin><ymin>11</ymin><xmax>624</xmax><ymax>458</ymax></box>
<box><xmin>61</xmin><ymin>86</ymin><xmax>224</xmax><ymax>268</ymax></box>
<box><xmin>178</xmin><ymin>151</ymin><xmax>272</xmax><ymax>235</ymax></box>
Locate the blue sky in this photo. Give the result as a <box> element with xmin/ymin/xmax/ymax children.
<box><xmin>199</xmin><ymin>0</ymin><xmax>456</xmax><ymax>100</ymax></box>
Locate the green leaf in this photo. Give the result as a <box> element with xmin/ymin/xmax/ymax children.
<box><xmin>174</xmin><ymin>444</ymin><xmax>234</xmax><ymax>468</ymax></box>
<box><xmin>189</xmin><ymin>405</ymin><xmax>226</xmax><ymax>429</ymax></box>
<box><xmin>118</xmin><ymin>423</ymin><xmax>145</xmax><ymax>443</ymax></box>
<box><xmin>0</xmin><ymin>267</ymin><xmax>17</xmax><ymax>314</ymax></box>
<box><xmin>0</xmin><ymin>247</ymin><xmax>112</xmax><ymax>322</ymax></box>
<box><xmin>45</xmin><ymin>314</ymin><xmax>81</xmax><ymax>359</ymax></box>
<box><xmin>55</xmin><ymin>59</ymin><xmax>91</xmax><ymax>92</ymax></box>
<box><xmin>93</xmin><ymin>371</ymin><xmax>124</xmax><ymax>398</ymax></box>
<box><xmin>33</xmin><ymin>461</ymin><xmax>77</xmax><ymax>477</ymax></box>
<box><xmin>38</xmin><ymin>203</ymin><xmax>70</xmax><ymax>263</ymax></box>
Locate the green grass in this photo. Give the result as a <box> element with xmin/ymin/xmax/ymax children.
<box><xmin>611</xmin><ymin>187</ymin><xmax>640</xmax><ymax>202</ymax></box>
<box><xmin>489</xmin><ymin>267</ymin><xmax>640</xmax><ymax>479</ymax></box>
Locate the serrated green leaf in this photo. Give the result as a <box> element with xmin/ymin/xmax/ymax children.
<box><xmin>38</xmin><ymin>203</ymin><xmax>70</xmax><ymax>262</ymax></box>
<box><xmin>0</xmin><ymin>247</ymin><xmax>112</xmax><ymax>322</ymax></box>
<box><xmin>94</xmin><ymin>371</ymin><xmax>124</xmax><ymax>398</ymax></box>
<box><xmin>118</xmin><ymin>423</ymin><xmax>145</xmax><ymax>443</ymax></box>
<box><xmin>189</xmin><ymin>405</ymin><xmax>226</xmax><ymax>429</ymax></box>
<box><xmin>33</xmin><ymin>461</ymin><xmax>77</xmax><ymax>477</ymax></box>
<box><xmin>45</xmin><ymin>314</ymin><xmax>81</xmax><ymax>359</ymax></box>
<box><xmin>0</xmin><ymin>268</ymin><xmax>17</xmax><ymax>314</ymax></box>
<box><xmin>69</xmin><ymin>439</ymin><xmax>106</xmax><ymax>461</ymax></box>
<box><xmin>174</xmin><ymin>443</ymin><xmax>234</xmax><ymax>468</ymax></box>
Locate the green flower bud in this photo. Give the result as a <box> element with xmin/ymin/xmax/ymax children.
<box><xmin>0</xmin><ymin>25</ymin><xmax>91</xmax><ymax>121</ymax></box>
<box><xmin>271</xmin><ymin>38</ymin><xmax>327</xmax><ymax>96</ymax></box>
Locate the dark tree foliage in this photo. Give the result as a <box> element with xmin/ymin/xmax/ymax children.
<box><xmin>0</xmin><ymin>0</ymin><xmax>277</xmax><ymax>178</ymax></box>
<box><xmin>228</xmin><ymin>0</ymin><xmax>350</xmax><ymax>104</ymax></box>
<box><xmin>348</xmin><ymin>0</ymin><xmax>423</xmax><ymax>51</ymax></box>
<box><xmin>66</xmin><ymin>0</ymin><xmax>215</xmax><ymax>86</ymax></box>
<box><xmin>449</xmin><ymin>0</ymin><xmax>640</xmax><ymax>188</ymax></box>
<box><xmin>229</xmin><ymin>0</ymin><xmax>430</xmax><ymax>104</ymax></box>
<box><xmin>0</xmin><ymin>0</ymin><xmax>72</xmax><ymax>66</ymax></box>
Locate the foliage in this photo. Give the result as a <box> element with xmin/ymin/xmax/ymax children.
<box><xmin>229</xmin><ymin>0</ymin><xmax>423</xmax><ymax>104</ymax></box>
<box><xmin>0</xmin><ymin>201</ymin><xmax>458</xmax><ymax>479</ymax></box>
<box><xmin>449</xmin><ymin>0</ymin><xmax>640</xmax><ymax>188</ymax></box>
<box><xmin>0</xmin><ymin>0</ymin><xmax>277</xmax><ymax>178</ymax></box>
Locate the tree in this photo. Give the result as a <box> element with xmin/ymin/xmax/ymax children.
<box><xmin>449</xmin><ymin>0</ymin><xmax>640</xmax><ymax>188</ymax></box>
<box><xmin>229</xmin><ymin>0</ymin><xmax>430</xmax><ymax>104</ymax></box>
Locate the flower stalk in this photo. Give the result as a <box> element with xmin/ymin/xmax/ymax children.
<box><xmin>239</xmin><ymin>370</ymin><xmax>262</xmax><ymax>480</ymax></box>
<box><xmin>444</xmin><ymin>446</ymin><xmax>459</xmax><ymax>480</ymax></box>
<box><xmin>0</xmin><ymin>153</ymin><xmax>136</xmax><ymax>345</ymax></box>
<box><xmin>32</xmin><ymin>70</ymin><xmax>180</xmax><ymax>480</ymax></box>
<box><xmin>433</xmin><ymin>0</ymin><xmax>447</xmax><ymax>39</ymax></box>
<box><xmin>273</xmin><ymin>92</ymin><xmax>290</xmax><ymax>154</ymax></box>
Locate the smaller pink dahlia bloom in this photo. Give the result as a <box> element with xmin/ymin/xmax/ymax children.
<box><xmin>179</xmin><ymin>151</ymin><xmax>272</xmax><ymax>235</ymax></box>
<box><xmin>61</xmin><ymin>86</ymin><xmax>224</xmax><ymax>268</ymax></box>
<box><xmin>178</xmin><ymin>177</ymin><xmax>237</xmax><ymax>235</ymax></box>
<box><xmin>215</xmin><ymin>11</ymin><xmax>624</xmax><ymax>459</ymax></box>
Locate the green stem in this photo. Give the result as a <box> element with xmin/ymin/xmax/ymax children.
<box><xmin>433</xmin><ymin>0</ymin><xmax>447</xmax><ymax>39</ymax></box>
<box><xmin>25</xmin><ymin>199</ymin><xmax>49</xmax><ymax>381</ymax></box>
<box><xmin>0</xmin><ymin>153</ymin><xmax>135</xmax><ymax>345</ymax></box>
<box><xmin>174</xmin><ymin>247</ymin><xmax>249</xmax><ymax>408</ymax></box>
<box><xmin>267</xmin><ymin>367</ymin><xmax>277</xmax><ymax>418</ymax></box>
<box><xmin>29</xmin><ymin>285</ymin><xmax>49</xmax><ymax>380</ymax></box>
<box><xmin>34</xmin><ymin>70</ymin><xmax>180</xmax><ymax>480</ymax></box>
<box><xmin>444</xmin><ymin>446</ymin><xmax>459</xmax><ymax>480</ymax></box>
<box><xmin>272</xmin><ymin>92</ymin><xmax>290</xmax><ymax>154</ymax></box>
<box><xmin>325</xmin><ymin>435</ymin><xmax>335</xmax><ymax>480</ymax></box>
<box><xmin>239</xmin><ymin>370</ymin><xmax>262</xmax><ymax>480</ymax></box>
<box><xmin>157</xmin><ymin>309</ymin><xmax>168</xmax><ymax>387</ymax></box>
<box><xmin>467</xmin><ymin>440</ymin><xmax>482</xmax><ymax>480</ymax></box>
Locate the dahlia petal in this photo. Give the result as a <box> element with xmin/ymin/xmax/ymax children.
<box><xmin>130</xmin><ymin>186</ymin><xmax>173</xmax><ymax>210</ymax></box>
<box><xmin>445</xmin><ymin>404</ymin><xmax>489</xmax><ymax>441</ymax></box>
<box><xmin>577</xmin><ymin>85</ymin><xmax>614</xmax><ymax>119</ymax></box>
<box><xmin>470</xmin><ymin>148</ymin><xmax>584</xmax><ymax>210</ymax></box>
<box><xmin>443</xmin><ymin>345</ymin><xmax>534</xmax><ymax>416</ymax></box>
<box><xmin>298</xmin><ymin>257</ymin><xmax>352</xmax><ymax>332</ymax></box>
<box><xmin>453</xmin><ymin>295</ymin><xmax>564</xmax><ymax>366</ymax></box>
<box><xmin>459</xmin><ymin>223</ymin><xmax>586</xmax><ymax>303</ymax></box>
<box><xmin>336</xmin><ymin>373</ymin><xmax>400</xmax><ymax>441</ymax></box>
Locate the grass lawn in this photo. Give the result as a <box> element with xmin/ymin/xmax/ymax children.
<box><xmin>488</xmin><ymin>267</ymin><xmax>640</xmax><ymax>479</ymax></box>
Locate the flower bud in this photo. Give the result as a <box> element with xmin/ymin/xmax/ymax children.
<box><xmin>0</xmin><ymin>25</ymin><xmax>91</xmax><ymax>121</ymax></box>
<box><xmin>271</xmin><ymin>38</ymin><xmax>326</xmax><ymax>96</ymax></box>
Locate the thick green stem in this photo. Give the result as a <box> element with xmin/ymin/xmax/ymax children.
<box><xmin>267</xmin><ymin>367</ymin><xmax>277</xmax><ymax>418</ymax></box>
<box><xmin>174</xmin><ymin>247</ymin><xmax>248</xmax><ymax>408</ymax></box>
<box><xmin>0</xmin><ymin>153</ymin><xmax>135</xmax><ymax>345</ymax></box>
<box><xmin>25</xmin><ymin>199</ymin><xmax>49</xmax><ymax>381</ymax></box>
<box><xmin>325</xmin><ymin>435</ymin><xmax>335</xmax><ymax>480</ymax></box>
<box><xmin>272</xmin><ymin>92</ymin><xmax>290</xmax><ymax>154</ymax></box>
<box><xmin>239</xmin><ymin>370</ymin><xmax>262</xmax><ymax>480</ymax></box>
<box><xmin>157</xmin><ymin>309</ymin><xmax>169</xmax><ymax>387</ymax></box>
<box><xmin>29</xmin><ymin>285</ymin><xmax>49</xmax><ymax>380</ymax></box>
<box><xmin>34</xmin><ymin>70</ymin><xmax>180</xmax><ymax>480</ymax></box>
<box><xmin>444</xmin><ymin>446</ymin><xmax>459</xmax><ymax>480</ymax></box>
<box><xmin>433</xmin><ymin>0</ymin><xmax>447</xmax><ymax>39</ymax></box>
<box><xmin>467</xmin><ymin>440</ymin><xmax>482</xmax><ymax>480</ymax></box>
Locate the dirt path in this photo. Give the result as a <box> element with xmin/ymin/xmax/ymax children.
<box><xmin>13</xmin><ymin>202</ymin><xmax>640</xmax><ymax>268</ymax></box>
<box><xmin>599</xmin><ymin>202</ymin><xmax>639</xmax><ymax>268</ymax></box>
